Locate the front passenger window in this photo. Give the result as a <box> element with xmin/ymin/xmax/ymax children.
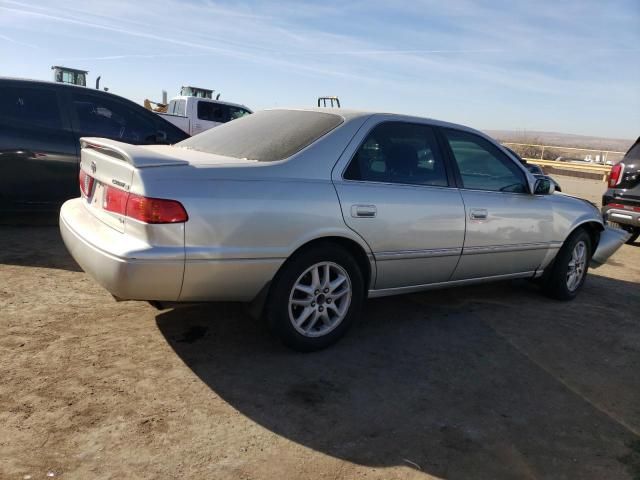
<box><xmin>344</xmin><ymin>122</ymin><xmax>448</xmax><ymax>187</ymax></box>
<box><xmin>443</xmin><ymin>129</ymin><xmax>527</xmax><ymax>193</ymax></box>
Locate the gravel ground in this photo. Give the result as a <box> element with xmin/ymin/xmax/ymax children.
<box><xmin>0</xmin><ymin>223</ymin><xmax>639</xmax><ymax>480</ymax></box>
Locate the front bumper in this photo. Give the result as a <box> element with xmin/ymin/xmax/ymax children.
<box><xmin>59</xmin><ymin>199</ymin><xmax>185</xmax><ymax>301</ymax></box>
<box><xmin>590</xmin><ymin>226</ymin><xmax>630</xmax><ymax>268</ymax></box>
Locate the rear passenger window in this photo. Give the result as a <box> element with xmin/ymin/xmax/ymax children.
<box><xmin>197</xmin><ymin>102</ymin><xmax>228</xmax><ymax>122</ymax></box>
<box><xmin>70</xmin><ymin>92</ymin><xmax>156</xmax><ymax>144</ymax></box>
<box><xmin>344</xmin><ymin>122</ymin><xmax>448</xmax><ymax>187</ymax></box>
<box><xmin>0</xmin><ymin>86</ymin><xmax>63</xmax><ymax>129</ymax></box>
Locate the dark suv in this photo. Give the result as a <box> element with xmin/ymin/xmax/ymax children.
<box><xmin>0</xmin><ymin>78</ymin><xmax>189</xmax><ymax>213</ymax></box>
<box><xmin>602</xmin><ymin>137</ymin><xmax>640</xmax><ymax>244</ymax></box>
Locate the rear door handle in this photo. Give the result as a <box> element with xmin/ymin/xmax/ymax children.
<box><xmin>351</xmin><ymin>204</ymin><xmax>377</xmax><ymax>218</ymax></box>
<box><xmin>469</xmin><ymin>208</ymin><xmax>488</xmax><ymax>220</ymax></box>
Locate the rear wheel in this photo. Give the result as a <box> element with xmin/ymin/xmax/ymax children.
<box><xmin>265</xmin><ymin>244</ymin><xmax>364</xmax><ymax>352</ymax></box>
<box><xmin>543</xmin><ymin>229</ymin><xmax>591</xmax><ymax>300</ymax></box>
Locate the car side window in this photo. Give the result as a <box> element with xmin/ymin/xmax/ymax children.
<box><xmin>229</xmin><ymin>106</ymin><xmax>250</xmax><ymax>120</ymax></box>
<box><xmin>71</xmin><ymin>92</ymin><xmax>157</xmax><ymax>144</ymax></box>
<box><xmin>443</xmin><ymin>129</ymin><xmax>528</xmax><ymax>193</ymax></box>
<box><xmin>0</xmin><ymin>86</ymin><xmax>63</xmax><ymax>129</ymax></box>
<box><xmin>344</xmin><ymin>122</ymin><xmax>448</xmax><ymax>187</ymax></box>
<box><xmin>197</xmin><ymin>102</ymin><xmax>228</xmax><ymax>122</ymax></box>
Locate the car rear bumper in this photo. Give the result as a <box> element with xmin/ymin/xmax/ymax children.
<box><xmin>602</xmin><ymin>204</ymin><xmax>640</xmax><ymax>228</ymax></box>
<box><xmin>590</xmin><ymin>226</ymin><xmax>630</xmax><ymax>268</ymax></box>
<box><xmin>60</xmin><ymin>198</ymin><xmax>185</xmax><ymax>301</ymax></box>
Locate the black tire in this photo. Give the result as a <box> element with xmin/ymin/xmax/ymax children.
<box><xmin>265</xmin><ymin>243</ymin><xmax>364</xmax><ymax>352</ymax></box>
<box><xmin>625</xmin><ymin>229</ymin><xmax>639</xmax><ymax>244</ymax></box>
<box><xmin>542</xmin><ymin>229</ymin><xmax>592</xmax><ymax>300</ymax></box>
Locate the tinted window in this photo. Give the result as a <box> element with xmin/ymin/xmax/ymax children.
<box><xmin>71</xmin><ymin>92</ymin><xmax>156</xmax><ymax>144</ymax></box>
<box><xmin>0</xmin><ymin>86</ymin><xmax>63</xmax><ymax>129</ymax></box>
<box><xmin>197</xmin><ymin>101</ymin><xmax>227</xmax><ymax>122</ymax></box>
<box><xmin>344</xmin><ymin>122</ymin><xmax>448</xmax><ymax>187</ymax></box>
<box><xmin>624</xmin><ymin>139</ymin><xmax>640</xmax><ymax>162</ymax></box>
<box><xmin>229</xmin><ymin>106</ymin><xmax>251</xmax><ymax>120</ymax></box>
<box><xmin>444</xmin><ymin>129</ymin><xmax>527</xmax><ymax>193</ymax></box>
<box><xmin>178</xmin><ymin>110</ymin><xmax>343</xmax><ymax>162</ymax></box>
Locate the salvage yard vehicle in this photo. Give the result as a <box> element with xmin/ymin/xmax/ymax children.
<box><xmin>158</xmin><ymin>95</ymin><xmax>252</xmax><ymax>136</ymax></box>
<box><xmin>0</xmin><ymin>78</ymin><xmax>188</xmax><ymax>212</ymax></box>
<box><xmin>59</xmin><ymin>109</ymin><xmax>629</xmax><ymax>351</ymax></box>
<box><xmin>602</xmin><ymin>137</ymin><xmax>640</xmax><ymax>244</ymax></box>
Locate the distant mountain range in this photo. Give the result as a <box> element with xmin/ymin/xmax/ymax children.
<box><xmin>484</xmin><ymin>130</ymin><xmax>636</xmax><ymax>153</ymax></box>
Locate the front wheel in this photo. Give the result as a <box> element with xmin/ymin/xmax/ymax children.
<box><xmin>265</xmin><ymin>244</ymin><xmax>364</xmax><ymax>352</ymax></box>
<box><xmin>543</xmin><ymin>229</ymin><xmax>591</xmax><ymax>300</ymax></box>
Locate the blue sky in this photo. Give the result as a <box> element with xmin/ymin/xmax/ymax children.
<box><xmin>1</xmin><ymin>0</ymin><xmax>639</xmax><ymax>139</ymax></box>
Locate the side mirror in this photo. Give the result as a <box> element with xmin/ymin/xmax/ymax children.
<box><xmin>533</xmin><ymin>177</ymin><xmax>555</xmax><ymax>195</ymax></box>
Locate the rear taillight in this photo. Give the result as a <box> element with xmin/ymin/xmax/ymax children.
<box><xmin>103</xmin><ymin>185</ymin><xmax>188</xmax><ymax>224</ymax></box>
<box><xmin>79</xmin><ymin>169</ymin><xmax>94</xmax><ymax>197</ymax></box>
<box><xmin>104</xmin><ymin>185</ymin><xmax>129</xmax><ymax>215</ymax></box>
<box><xmin>609</xmin><ymin>163</ymin><xmax>625</xmax><ymax>187</ymax></box>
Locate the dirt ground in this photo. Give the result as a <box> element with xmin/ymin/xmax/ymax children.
<box><xmin>1</xmin><ymin>222</ymin><xmax>639</xmax><ymax>479</ymax></box>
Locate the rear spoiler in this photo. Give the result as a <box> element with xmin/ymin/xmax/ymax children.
<box><xmin>80</xmin><ymin>137</ymin><xmax>188</xmax><ymax>168</ymax></box>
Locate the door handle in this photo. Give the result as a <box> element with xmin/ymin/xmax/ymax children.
<box><xmin>469</xmin><ymin>208</ymin><xmax>488</xmax><ymax>220</ymax></box>
<box><xmin>351</xmin><ymin>204</ymin><xmax>377</xmax><ymax>218</ymax></box>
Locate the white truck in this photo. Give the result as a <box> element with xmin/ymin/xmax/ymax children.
<box><xmin>157</xmin><ymin>95</ymin><xmax>252</xmax><ymax>136</ymax></box>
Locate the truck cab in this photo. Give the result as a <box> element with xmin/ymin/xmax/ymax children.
<box><xmin>158</xmin><ymin>94</ymin><xmax>252</xmax><ymax>136</ymax></box>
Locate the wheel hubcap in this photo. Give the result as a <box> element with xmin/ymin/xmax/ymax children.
<box><xmin>566</xmin><ymin>240</ymin><xmax>587</xmax><ymax>292</ymax></box>
<box><xmin>288</xmin><ymin>261</ymin><xmax>352</xmax><ymax>338</ymax></box>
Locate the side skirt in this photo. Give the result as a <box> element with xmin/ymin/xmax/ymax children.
<box><xmin>368</xmin><ymin>271</ymin><xmax>537</xmax><ymax>298</ymax></box>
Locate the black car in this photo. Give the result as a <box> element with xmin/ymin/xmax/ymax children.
<box><xmin>602</xmin><ymin>137</ymin><xmax>640</xmax><ymax>244</ymax></box>
<box><xmin>0</xmin><ymin>78</ymin><xmax>189</xmax><ymax>213</ymax></box>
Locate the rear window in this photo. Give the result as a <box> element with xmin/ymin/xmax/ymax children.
<box><xmin>177</xmin><ymin>110</ymin><xmax>343</xmax><ymax>162</ymax></box>
<box><xmin>0</xmin><ymin>86</ymin><xmax>63</xmax><ymax>129</ymax></box>
<box><xmin>624</xmin><ymin>139</ymin><xmax>640</xmax><ymax>162</ymax></box>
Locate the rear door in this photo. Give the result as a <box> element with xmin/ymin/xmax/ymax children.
<box><xmin>332</xmin><ymin>119</ymin><xmax>465</xmax><ymax>290</ymax></box>
<box><xmin>439</xmin><ymin>127</ymin><xmax>554</xmax><ymax>280</ymax></box>
<box><xmin>0</xmin><ymin>82</ymin><xmax>78</xmax><ymax>209</ymax></box>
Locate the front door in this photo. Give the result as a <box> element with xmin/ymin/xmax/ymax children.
<box><xmin>439</xmin><ymin>128</ymin><xmax>555</xmax><ymax>280</ymax></box>
<box><xmin>333</xmin><ymin>120</ymin><xmax>466</xmax><ymax>290</ymax></box>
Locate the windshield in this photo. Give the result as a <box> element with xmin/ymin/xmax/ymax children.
<box><xmin>177</xmin><ymin>110</ymin><xmax>343</xmax><ymax>162</ymax></box>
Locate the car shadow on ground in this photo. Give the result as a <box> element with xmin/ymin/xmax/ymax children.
<box><xmin>0</xmin><ymin>224</ymin><xmax>82</xmax><ymax>272</ymax></box>
<box><xmin>156</xmin><ymin>277</ymin><xmax>640</xmax><ymax>479</ymax></box>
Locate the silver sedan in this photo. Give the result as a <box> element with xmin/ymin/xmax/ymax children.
<box><xmin>60</xmin><ymin>109</ymin><xmax>628</xmax><ymax>351</ymax></box>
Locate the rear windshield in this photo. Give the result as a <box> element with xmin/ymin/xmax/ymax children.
<box><xmin>624</xmin><ymin>138</ymin><xmax>640</xmax><ymax>162</ymax></box>
<box><xmin>177</xmin><ymin>110</ymin><xmax>343</xmax><ymax>162</ymax></box>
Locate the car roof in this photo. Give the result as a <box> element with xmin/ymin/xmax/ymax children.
<box><xmin>0</xmin><ymin>76</ymin><xmax>141</xmax><ymax>105</ymax></box>
<box><xmin>268</xmin><ymin>107</ymin><xmax>491</xmax><ymax>139</ymax></box>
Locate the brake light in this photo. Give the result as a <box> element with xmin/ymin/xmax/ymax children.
<box><xmin>79</xmin><ymin>169</ymin><xmax>94</xmax><ymax>197</ymax></box>
<box><xmin>126</xmin><ymin>194</ymin><xmax>188</xmax><ymax>224</ymax></box>
<box><xmin>102</xmin><ymin>185</ymin><xmax>188</xmax><ymax>224</ymax></box>
<box><xmin>104</xmin><ymin>185</ymin><xmax>129</xmax><ymax>215</ymax></box>
<box><xmin>609</xmin><ymin>163</ymin><xmax>625</xmax><ymax>187</ymax></box>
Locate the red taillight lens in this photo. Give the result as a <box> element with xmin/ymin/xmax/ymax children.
<box><xmin>609</xmin><ymin>163</ymin><xmax>625</xmax><ymax>187</ymax></box>
<box><xmin>79</xmin><ymin>169</ymin><xmax>94</xmax><ymax>197</ymax></box>
<box><xmin>104</xmin><ymin>185</ymin><xmax>129</xmax><ymax>215</ymax></box>
<box><xmin>102</xmin><ymin>185</ymin><xmax>188</xmax><ymax>224</ymax></box>
<box><xmin>126</xmin><ymin>194</ymin><xmax>189</xmax><ymax>224</ymax></box>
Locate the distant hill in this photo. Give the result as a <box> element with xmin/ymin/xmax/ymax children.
<box><xmin>484</xmin><ymin>130</ymin><xmax>636</xmax><ymax>153</ymax></box>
